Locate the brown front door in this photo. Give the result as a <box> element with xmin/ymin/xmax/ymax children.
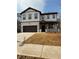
<box><xmin>42</xmin><ymin>25</ymin><xmax>45</xmax><ymax>32</ymax></box>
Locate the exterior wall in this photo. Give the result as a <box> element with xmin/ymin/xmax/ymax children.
<box><xmin>21</xmin><ymin>9</ymin><xmax>40</xmax><ymax>22</ymax></box>
<box><xmin>21</xmin><ymin>21</ymin><xmax>40</xmax><ymax>32</ymax></box>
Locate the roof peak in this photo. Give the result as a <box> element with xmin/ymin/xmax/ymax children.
<box><xmin>20</xmin><ymin>7</ymin><xmax>41</xmax><ymax>14</ymax></box>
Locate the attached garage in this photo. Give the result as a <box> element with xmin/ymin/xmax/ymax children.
<box><xmin>23</xmin><ymin>26</ymin><xmax>37</xmax><ymax>32</ymax></box>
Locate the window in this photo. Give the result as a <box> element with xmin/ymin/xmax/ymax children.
<box><xmin>34</xmin><ymin>13</ymin><xmax>38</xmax><ymax>19</ymax></box>
<box><xmin>23</xmin><ymin>17</ymin><xmax>26</xmax><ymax>20</ymax></box>
<box><xmin>42</xmin><ymin>16</ymin><xmax>44</xmax><ymax>19</ymax></box>
<box><xmin>53</xmin><ymin>14</ymin><xmax>55</xmax><ymax>18</ymax></box>
<box><xmin>23</xmin><ymin>14</ymin><xmax>26</xmax><ymax>20</ymax></box>
<box><xmin>47</xmin><ymin>15</ymin><xmax>50</xmax><ymax>19</ymax></box>
<box><xmin>28</xmin><ymin>14</ymin><xmax>32</xmax><ymax>19</ymax></box>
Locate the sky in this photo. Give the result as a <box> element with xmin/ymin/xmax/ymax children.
<box><xmin>17</xmin><ymin>0</ymin><xmax>61</xmax><ymax>13</ymax></box>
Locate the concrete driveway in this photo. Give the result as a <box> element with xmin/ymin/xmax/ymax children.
<box><xmin>17</xmin><ymin>33</ymin><xmax>35</xmax><ymax>46</ymax></box>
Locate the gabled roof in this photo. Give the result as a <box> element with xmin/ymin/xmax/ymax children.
<box><xmin>20</xmin><ymin>7</ymin><xmax>58</xmax><ymax>15</ymax></box>
<box><xmin>20</xmin><ymin>7</ymin><xmax>41</xmax><ymax>14</ymax></box>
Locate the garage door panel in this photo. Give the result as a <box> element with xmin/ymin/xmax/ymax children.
<box><xmin>23</xmin><ymin>26</ymin><xmax>37</xmax><ymax>32</ymax></box>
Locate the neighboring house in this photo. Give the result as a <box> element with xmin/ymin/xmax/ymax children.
<box><xmin>18</xmin><ymin>7</ymin><xmax>61</xmax><ymax>32</ymax></box>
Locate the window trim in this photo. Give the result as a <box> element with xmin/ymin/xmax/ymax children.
<box><xmin>23</xmin><ymin>14</ymin><xmax>26</xmax><ymax>20</ymax></box>
<box><xmin>34</xmin><ymin>13</ymin><xmax>38</xmax><ymax>19</ymax></box>
<box><xmin>42</xmin><ymin>16</ymin><xmax>44</xmax><ymax>19</ymax></box>
<box><xmin>47</xmin><ymin>15</ymin><xmax>50</xmax><ymax>19</ymax></box>
<box><xmin>28</xmin><ymin>14</ymin><xmax>32</xmax><ymax>19</ymax></box>
<box><xmin>52</xmin><ymin>14</ymin><xmax>55</xmax><ymax>18</ymax></box>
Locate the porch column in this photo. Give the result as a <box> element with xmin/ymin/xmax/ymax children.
<box><xmin>53</xmin><ymin>24</ymin><xmax>55</xmax><ymax>32</ymax></box>
<box><xmin>37</xmin><ymin>26</ymin><xmax>39</xmax><ymax>32</ymax></box>
<box><xmin>54</xmin><ymin>24</ymin><xmax>58</xmax><ymax>32</ymax></box>
<box><xmin>37</xmin><ymin>24</ymin><xmax>40</xmax><ymax>32</ymax></box>
<box><xmin>57</xmin><ymin>23</ymin><xmax>59</xmax><ymax>32</ymax></box>
<box><xmin>40</xmin><ymin>29</ymin><xmax>42</xmax><ymax>32</ymax></box>
<box><xmin>46</xmin><ymin>24</ymin><xmax>48</xmax><ymax>32</ymax></box>
<box><xmin>21</xmin><ymin>23</ymin><xmax>23</xmax><ymax>32</ymax></box>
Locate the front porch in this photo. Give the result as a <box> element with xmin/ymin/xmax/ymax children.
<box><xmin>40</xmin><ymin>21</ymin><xmax>60</xmax><ymax>32</ymax></box>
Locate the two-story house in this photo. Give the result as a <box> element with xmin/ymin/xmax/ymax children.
<box><xmin>18</xmin><ymin>7</ymin><xmax>60</xmax><ymax>32</ymax></box>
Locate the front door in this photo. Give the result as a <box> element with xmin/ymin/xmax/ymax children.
<box><xmin>42</xmin><ymin>25</ymin><xmax>45</xmax><ymax>32</ymax></box>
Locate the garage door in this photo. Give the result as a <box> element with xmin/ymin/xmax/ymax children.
<box><xmin>23</xmin><ymin>26</ymin><xmax>37</xmax><ymax>32</ymax></box>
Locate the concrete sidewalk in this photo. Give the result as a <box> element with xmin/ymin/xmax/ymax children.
<box><xmin>42</xmin><ymin>45</ymin><xmax>60</xmax><ymax>59</ymax></box>
<box><xmin>17</xmin><ymin>44</ymin><xmax>60</xmax><ymax>59</ymax></box>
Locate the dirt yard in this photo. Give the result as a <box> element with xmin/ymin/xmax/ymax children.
<box><xmin>23</xmin><ymin>32</ymin><xmax>61</xmax><ymax>46</ymax></box>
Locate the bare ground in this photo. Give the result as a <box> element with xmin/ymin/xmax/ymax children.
<box><xmin>23</xmin><ymin>32</ymin><xmax>61</xmax><ymax>46</ymax></box>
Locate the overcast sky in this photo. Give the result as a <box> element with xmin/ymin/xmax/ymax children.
<box><xmin>17</xmin><ymin>0</ymin><xmax>61</xmax><ymax>13</ymax></box>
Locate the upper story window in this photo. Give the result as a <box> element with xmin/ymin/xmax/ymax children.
<box><xmin>47</xmin><ymin>15</ymin><xmax>50</xmax><ymax>19</ymax></box>
<box><xmin>28</xmin><ymin>14</ymin><xmax>32</xmax><ymax>19</ymax></box>
<box><xmin>23</xmin><ymin>17</ymin><xmax>26</xmax><ymax>20</ymax></box>
<box><xmin>34</xmin><ymin>13</ymin><xmax>38</xmax><ymax>19</ymax></box>
<box><xmin>42</xmin><ymin>16</ymin><xmax>44</xmax><ymax>19</ymax></box>
<box><xmin>23</xmin><ymin>14</ymin><xmax>26</xmax><ymax>20</ymax></box>
<box><xmin>52</xmin><ymin>14</ymin><xmax>55</xmax><ymax>18</ymax></box>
